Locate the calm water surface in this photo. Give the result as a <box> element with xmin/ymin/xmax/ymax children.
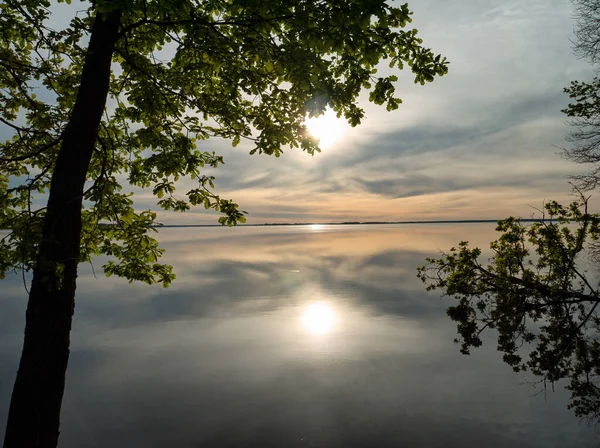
<box><xmin>0</xmin><ymin>224</ymin><xmax>597</xmax><ymax>447</ymax></box>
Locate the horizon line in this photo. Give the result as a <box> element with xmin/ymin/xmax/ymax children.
<box><xmin>145</xmin><ymin>218</ymin><xmax>552</xmax><ymax>228</ymax></box>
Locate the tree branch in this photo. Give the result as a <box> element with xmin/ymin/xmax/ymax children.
<box><xmin>0</xmin><ymin>136</ymin><xmax>62</xmax><ymax>164</ymax></box>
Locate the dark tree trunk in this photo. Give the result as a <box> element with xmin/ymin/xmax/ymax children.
<box><xmin>3</xmin><ymin>9</ymin><xmax>121</xmax><ymax>448</ymax></box>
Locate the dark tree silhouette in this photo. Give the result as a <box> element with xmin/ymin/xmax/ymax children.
<box><xmin>419</xmin><ymin>196</ymin><xmax>600</xmax><ymax>424</ymax></box>
<box><xmin>573</xmin><ymin>0</ymin><xmax>600</xmax><ymax>63</ymax></box>
<box><xmin>563</xmin><ymin>0</ymin><xmax>600</xmax><ymax>190</ymax></box>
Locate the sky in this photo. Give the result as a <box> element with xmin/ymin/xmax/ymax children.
<box><xmin>53</xmin><ymin>0</ymin><xmax>597</xmax><ymax>224</ymax></box>
<box><xmin>142</xmin><ymin>0</ymin><xmax>594</xmax><ymax>225</ymax></box>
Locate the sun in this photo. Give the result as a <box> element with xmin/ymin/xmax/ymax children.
<box><xmin>304</xmin><ymin>109</ymin><xmax>346</xmax><ymax>149</ymax></box>
<box><xmin>302</xmin><ymin>302</ymin><xmax>337</xmax><ymax>334</ymax></box>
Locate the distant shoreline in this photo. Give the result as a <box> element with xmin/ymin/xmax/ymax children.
<box><xmin>148</xmin><ymin>219</ymin><xmax>550</xmax><ymax>228</ymax></box>
<box><xmin>0</xmin><ymin>219</ymin><xmax>558</xmax><ymax>231</ymax></box>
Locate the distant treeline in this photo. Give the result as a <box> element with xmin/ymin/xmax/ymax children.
<box><xmin>0</xmin><ymin>219</ymin><xmax>559</xmax><ymax>231</ymax></box>
<box><xmin>138</xmin><ymin>219</ymin><xmax>552</xmax><ymax>228</ymax></box>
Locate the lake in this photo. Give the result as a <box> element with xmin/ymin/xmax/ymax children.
<box><xmin>0</xmin><ymin>224</ymin><xmax>597</xmax><ymax>447</ymax></box>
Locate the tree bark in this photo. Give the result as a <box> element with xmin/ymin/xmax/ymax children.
<box><xmin>3</xmin><ymin>9</ymin><xmax>121</xmax><ymax>448</ymax></box>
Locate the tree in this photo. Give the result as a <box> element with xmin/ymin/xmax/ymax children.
<box><xmin>0</xmin><ymin>0</ymin><xmax>448</xmax><ymax>446</ymax></box>
<box><xmin>562</xmin><ymin>0</ymin><xmax>600</xmax><ymax>190</ymax></box>
<box><xmin>418</xmin><ymin>196</ymin><xmax>600</xmax><ymax>424</ymax></box>
<box><xmin>572</xmin><ymin>0</ymin><xmax>600</xmax><ymax>63</ymax></box>
<box><xmin>562</xmin><ymin>77</ymin><xmax>600</xmax><ymax>190</ymax></box>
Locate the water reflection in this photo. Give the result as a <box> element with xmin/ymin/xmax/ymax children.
<box><xmin>0</xmin><ymin>224</ymin><xmax>596</xmax><ymax>447</ymax></box>
<box><xmin>302</xmin><ymin>302</ymin><xmax>337</xmax><ymax>334</ymax></box>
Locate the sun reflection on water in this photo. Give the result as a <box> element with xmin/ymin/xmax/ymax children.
<box><xmin>302</xmin><ymin>302</ymin><xmax>337</xmax><ymax>335</ymax></box>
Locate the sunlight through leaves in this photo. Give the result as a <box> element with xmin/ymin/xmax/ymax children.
<box><xmin>301</xmin><ymin>302</ymin><xmax>337</xmax><ymax>335</ymax></box>
<box><xmin>304</xmin><ymin>109</ymin><xmax>347</xmax><ymax>149</ymax></box>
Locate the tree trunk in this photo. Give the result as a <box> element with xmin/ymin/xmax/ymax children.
<box><xmin>3</xmin><ymin>9</ymin><xmax>121</xmax><ymax>448</ymax></box>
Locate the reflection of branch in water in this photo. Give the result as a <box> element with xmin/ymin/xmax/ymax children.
<box><xmin>588</xmin><ymin>241</ymin><xmax>600</xmax><ymax>266</ymax></box>
<box><xmin>418</xmin><ymin>194</ymin><xmax>600</xmax><ymax>428</ymax></box>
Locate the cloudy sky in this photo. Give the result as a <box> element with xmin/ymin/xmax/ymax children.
<box><xmin>142</xmin><ymin>0</ymin><xmax>594</xmax><ymax>225</ymax></box>
<box><xmin>46</xmin><ymin>0</ymin><xmax>595</xmax><ymax>225</ymax></box>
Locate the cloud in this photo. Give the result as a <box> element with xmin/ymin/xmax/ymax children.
<box><xmin>4</xmin><ymin>0</ymin><xmax>596</xmax><ymax>224</ymax></box>
<box><xmin>189</xmin><ymin>89</ymin><xmax>583</xmax><ymax>223</ymax></box>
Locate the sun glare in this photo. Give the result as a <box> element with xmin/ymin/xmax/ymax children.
<box><xmin>304</xmin><ymin>109</ymin><xmax>346</xmax><ymax>149</ymax></box>
<box><xmin>302</xmin><ymin>302</ymin><xmax>337</xmax><ymax>335</ymax></box>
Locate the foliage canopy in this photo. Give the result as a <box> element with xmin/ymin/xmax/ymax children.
<box><xmin>0</xmin><ymin>0</ymin><xmax>448</xmax><ymax>287</ymax></box>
